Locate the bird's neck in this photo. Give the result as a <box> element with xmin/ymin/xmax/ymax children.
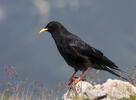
<box><xmin>51</xmin><ymin>29</ymin><xmax>71</xmax><ymax>47</ymax></box>
<box><xmin>51</xmin><ymin>28</ymin><xmax>70</xmax><ymax>39</ymax></box>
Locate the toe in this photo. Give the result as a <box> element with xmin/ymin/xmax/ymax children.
<box><xmin>74</xmin><ymin>77</ymin><xmax>81</xmax><ymax>84</ymax></box>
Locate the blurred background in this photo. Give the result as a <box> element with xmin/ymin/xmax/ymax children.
<box><xmin>0</xmin><ymin>0</ymin><xmax>136</xmax><ymax>89</ymax></box>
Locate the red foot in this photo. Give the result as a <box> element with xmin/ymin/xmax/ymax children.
<box><xmin>68</xmin><ymin>77</ymin><xmax>84</xmax><ymax>86</ymax></box>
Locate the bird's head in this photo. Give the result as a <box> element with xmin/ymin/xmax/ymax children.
<box><xmin>39</xmin><ymin>21</ymin><xmax>63</xmax><ymax>34</ymax></box>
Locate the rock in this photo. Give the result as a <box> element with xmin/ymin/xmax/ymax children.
<box><xmin>63</xmin><ymin>79</ymin><xmax>136</xmax><ymax>100</ymax></box>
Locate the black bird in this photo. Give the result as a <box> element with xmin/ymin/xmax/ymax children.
<box><xmin>39</xmin><ymin>21</ymin><xmax>128</xmax><ymax>85</ymax></box>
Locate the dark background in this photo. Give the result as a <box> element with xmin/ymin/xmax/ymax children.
<box><xmin>0</xmin><ymin>0</ymin><xmax>136</xmax><ymax>88</ymax></box>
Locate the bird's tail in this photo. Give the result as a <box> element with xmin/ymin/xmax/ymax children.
<box><xmin>105</xmin><ymin>67</ymin><xmax>129</xmax><ymax>81</ymax></box>
<box><xmin>111</xmin><ymin>66</ymin><xmax>130</xmax><ymax>76</ymax></box>
<box><xmin>101</xmin><ymin>56</ymin><xmax>130</xmax><ymax>79</ymax></box>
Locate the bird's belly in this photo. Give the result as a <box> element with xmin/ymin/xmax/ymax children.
<box><xmin>56</xmin><ymin>44</ymin><xmax>91</xmax><ymax>70</ymax></box>
<box><xmin>61</xmin><ymin>52</ymin><xmax>91</xmax><ymax>71</ymax></box>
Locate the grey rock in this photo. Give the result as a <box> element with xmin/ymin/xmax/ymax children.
<box><xmin>63</xmin><ymin>79</ymin><xmax>136</xmax><ymax>100</ymax></box>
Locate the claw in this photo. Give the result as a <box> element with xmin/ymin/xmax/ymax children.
<box><xmin>74</xmin><ymin>77</ymin><xmax>81</xmax><ymax>84</ymax></box>
<box><xmin>68</xmin><ymin>77</ymin><xmax>83</xmax><ymax>86</ymax></box>
<box><xmin>68</xmin><ymin>67</ymin><xmax>91</xmax><ymax>86</ymax></box>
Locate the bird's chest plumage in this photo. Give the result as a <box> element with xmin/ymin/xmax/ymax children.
<box><xmin>52</xmin><ymin>34</ymin><xmax>90</xmax><ymax>71</ymax></box>
<box><xmin>54</xmin><ymin>38</ymin><xmax>84</xmax><ymax>66</ymax></box>
<box><xmin>55</xmin><ymin>39</ymin><xmax>75</xmax><ymax>60</ymax></box>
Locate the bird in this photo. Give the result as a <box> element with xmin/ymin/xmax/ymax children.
<box><xmin>39</xmin><ymin>21</ymin><xmax>129</xmax><ymax>85</ymax></box>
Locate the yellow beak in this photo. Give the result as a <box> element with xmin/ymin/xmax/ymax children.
<box><xmin>39</xmin><ymin>28</ymin><xmax>48</xmax><ymax>34</ymax></box>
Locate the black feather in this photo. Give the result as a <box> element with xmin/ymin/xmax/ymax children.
<box><xmin>43</xmin><ymin>21</ymin><xmax>128</xmax><ymax>81</ymax></box>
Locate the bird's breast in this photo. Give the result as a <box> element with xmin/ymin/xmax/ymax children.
<box><xmin>56</xmin><ymin>42</ymin><xmax>85</xmax><ymax>64</ymax></box>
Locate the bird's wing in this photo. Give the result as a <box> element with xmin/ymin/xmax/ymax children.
<box><xmin>69</xmin><ymin>37</ymin><xmax>118</xmax><ymax>69</ymax></box>
<box><xmin>69</xmin><ymin>38</ymin><xmax>103</xmax><ymax>60</ymax></box>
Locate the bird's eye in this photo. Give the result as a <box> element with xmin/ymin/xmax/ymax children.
<box><xmin>50</xmin><ymin>24</ymin><xmax>58</xmax><ymax>30</ymax></box>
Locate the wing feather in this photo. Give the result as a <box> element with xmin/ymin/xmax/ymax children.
<box><xmin>69</xmin><ymin>37</ymin><xmax>117</xmax><ymax>69</ymax></box>
<box><xmin>69</xmin><ymin>38</ymin><xmax>103</xmax><ymax>60</ymax></box>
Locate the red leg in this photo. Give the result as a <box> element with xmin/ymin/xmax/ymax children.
<box><xmin>74</xmin><ymin>70</ymin><xmax>86</xmax><ymax>83</ymax></box>
<box><xmin>68</xmin><ymin>71</ymin><xmax>77</xmax><ymax>85</ymax></box>
<box><xmin>72</xmin><ymin>67</ymin><xmax>91</xmax><ymax>85</ymax></box>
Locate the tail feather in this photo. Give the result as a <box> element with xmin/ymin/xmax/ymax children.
<box><xmin>101</xmin><ymin>56</ymin><xmax>129</xmax><ymax>75</ymax></box>
<box><xmin>104</xmin><ymin>67</ymin><xmax>129</xmax><ymax>81</ymax></box>
<box><xmin>102</xmin><ymin>56</ymin><xmax>116</xmax><ymax>67</ymax></box>
<box><xmin>111</xmin><ymin>66</ymin><xmax>129</xmax><ymax>76</ymax></box>
<box><xmin>102</xmin><ymin>56</ymin><xmax>128</xmax><ymax>75</ymax></box>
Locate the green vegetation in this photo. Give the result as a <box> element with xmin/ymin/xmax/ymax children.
<box><xmin>73</xmin><ymin>97</ymin><xmax>91</xmax><ymax>100</ymax></box>
<box><xmin>118</xmin><ymin>95</ymin><xmax>136</xmax><ymax>100</ymax></box>
<box><xmin>73</xmin><ymin>95</ymin><xmax>136</xmax><ymax>100</ymax></box>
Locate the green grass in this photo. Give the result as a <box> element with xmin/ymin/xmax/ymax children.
<box><xmin>73</xmin><ymin>97</ymin><xmax>91</xmax><ymax>100</ymax></box>
<box><xmin>118</xmin><ymin>95</ymin><xmax>136</xmax><ymax>100</ymax></box>
<box><xmin>73</xmin><ymin>95</ymin><xmax>136</xmax><ymax>100</ymax></box>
